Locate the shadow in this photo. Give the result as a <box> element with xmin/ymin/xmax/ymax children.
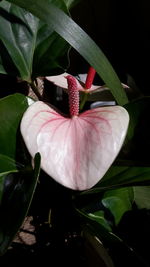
<box><xmin>0</xmin><ymin>7</ymin><xmax>32</xmax><ymax>34</ymax></box>
<box><xmin>112</xmin><ymin>207</ymin><xmax>150</xmax><ymax>267</ymax></box>
<box><xmin>0</xmin><ymin>41</ymin><xmax>19</xmax><ymax>77</ymax></box>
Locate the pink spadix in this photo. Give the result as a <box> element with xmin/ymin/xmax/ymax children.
<box><xmin>67</xmin><ymin>75</ymin><xmax>79</xmax><ymax>116</ymax></box>
<box><xmin>20</xmin><ymin>75</ymin><xmax>129</xmax><ymax>190</ymax></box>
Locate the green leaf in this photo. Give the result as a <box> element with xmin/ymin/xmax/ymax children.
<box><xmin>76</xmin><ymin>194</ymin><xmax>144</xmax><ymax>264</ymax></box>
<box><xmin>0</xmin><ymin>58</ymin><xmax>7</xmax><ymax>75</ymax></box>
<box><xmin>133</xmin><ymin>186</ymin><xmax>150</xmax><ymax>210</ymax></box>
<box><xmin>76</xmin><ymin>208</ymin><xmax>124</xmax><ymax>245</ymax></box>
<box><xmin>0</xmin><ymin>1</ymin><xmax>69</xmax><ymax>80</ymax></box>
<box><xmin>0</xmin><ymin>154</ymin><xmax>20</xmax><ymax>174</ymax></box>
<box><xmin>87</xmin><ymin>210</ymin><xmax>112</xmax><ymax>231</ymax></box>
<box><xmin>0</xmin><ymin>1</ymin><xmax>31</xmax><ymax>80</ymax></box>
<box><xmin>100</xmin><ymin>165</ymin><xmax>150</xmax><ymax>188</ymax></box>
<box><xmin>82</xmin><ymin>228</ymin><xmax>114</xmax><ymax>267</ymax></box>
<box><xmin>101</xmin><ymin>165</ymin><xmax>150</xmax><ymax>188</ymax></box>
<box><xmin>82</xmin><ymin>165</ymin><xmax>150</xmax><ymax>195</ymax></box>
<box><xmin>0</xmin><ymin>103</ymin><xmax>40</xmax><ymax>252</ymax></box>
<box><xmin>33</xmin><ymin>22</ymin><xmax>69</xmax><ymax>78</ymax></box>
<box><xmin>0</xmin><ymin>40</ymin><xmax>19</xmax><ymax>76</ymax></box>
<box><xmin>0</xmin><ymin>93</ymin><xmax>29</xmax><ymax>159</ymax></box>
<box><xmin>102</xmin><ymin>187</ymin><xmax>134</xmax><ymax>225</ymax></box>
<box><xmin>0</xmin><ymin>154</ymin><xmax>19</xmax><ymax>204</ymax></box>
<box><xmin>0</xmin><ymin>153</ymin><xmax>41</xmax><ymax>255</ymax></box>
<box><xmin>6</xmin><ymin>0</ymin><xmax>128</xmax><ymax>105</ymax></box>
<box><xmin>63</xmin><ymin>0</ymin><xmax>81</xmax><ymax>9</ymax></box>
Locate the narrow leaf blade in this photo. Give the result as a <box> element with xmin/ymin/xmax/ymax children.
<box><xmin>6</xmin><ymin>0</ymin><xmax>128</xmax><ymax>105</ymax></box>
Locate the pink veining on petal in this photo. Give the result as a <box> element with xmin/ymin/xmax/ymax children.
<box><xmin>20</xmin><ymin>101</ymin><xmax>129</xmax><ymax>190</ymax></box>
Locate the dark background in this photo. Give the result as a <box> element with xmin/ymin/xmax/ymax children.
<box><xmin>69</xmin><ymin>0</ymin><xmax>150</xmax><ymax>94</ymax></box>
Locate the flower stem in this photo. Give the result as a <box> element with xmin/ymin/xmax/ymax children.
<box><xmin>80</xmin><ymin>67</ymin><xmax>96</xmax><ymax>111</ymax></box>
<box><xmin>80</xmin><ymin>93</ymin><xmax>88</xmax><ymax>111</ymax></box>
<box><xmin>85</xmin><ymin>67</ymin><xmax>96</xmax><ymax>89</ymax></box>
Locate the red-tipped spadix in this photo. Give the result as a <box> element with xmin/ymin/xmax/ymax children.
<box><xmin>20</xmin><ymin>102</ymin><xmax>129</xmax><ymax>190</ymax></box>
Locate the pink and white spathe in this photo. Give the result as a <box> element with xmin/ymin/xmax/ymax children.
<box><xmin>46</xmin><ymin>68</ymin><xmax>102</xmax><ymax>93</ymax></box>
<box><xmin>46</xmin><ymin>69</ymin><xmax>129</xmax><ymax>93</ymax></box>
<box><xmin>21</xmin><ymin>76</ymin><xmax>129</xmax><ymax>191</ymax></box>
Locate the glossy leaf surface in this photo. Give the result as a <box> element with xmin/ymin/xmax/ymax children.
<box><xmin>0</xmin><ymin>93</ymin><xmax>28</xmax><ymax>159</ymax></box>
<box><xmin>102</xmin><ymin>187</ymin><xmax>133</xmax><ymax>225</ymax></box>
<box><xmin>87</xmin><ymin>210</ymin><xmax>112</xmax><ymax>231</ymax></box>
<box><xmin>0</xmin><ymin>1</ymin><xmax>69</xmax><ymax>80</ymax></box>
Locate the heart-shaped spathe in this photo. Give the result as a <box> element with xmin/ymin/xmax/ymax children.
<box><xmin>20</xmin><ymin>102</ymin><xmax>129</xmax><ymax>190</ymax></box>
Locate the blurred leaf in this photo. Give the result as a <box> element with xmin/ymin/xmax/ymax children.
<box><xmin>0</xmin><ymin>1</ymin><xmax>69</xmax><ymax>80</ymax></box>
<box><xmin>0</xmin><ymin>93</ymin><xmax>29</xmax><ymax>159</ymax></box>
<box><xmin>0</xmin><ymin>175</ymin><xmax>5</xmax><ymax>204</ymax></box>
<box><xmin>133</xmin><ymin>186</ymin><xmax>150</xmax><ymax>209</ymax></box>
<box><xmin>82</xmin><ymin>165</ymin><xmax>150</xmax><ymax>195</ymax></box>
<box><xmin>126</xmin><ymin>74</ymin><xmax>142</xmax><ymax>98</ymax></box>
<box><xmin>76</xmin><ymin>199</ymin><xmax>122</xmax><ymax>246</ymax></box>
<box><xmin>63</xmin><ymin>0</ymin><xmax>81</xmax><ymax>9</ymax></box>
<box><xmin>7</xmin><ymin>0</ymin><xmax>128</xmax><ymax>105</ymax></box>
<box><xmin>79</xmin><ymin>87</ymin><xmax>115</xmax><ymax>104</ymax></box>
<box><xmin>82</xmin><ymin>227</ymin><xmax>115</xmax><ymax>267</ymax></box>
<box><xmin>77</xmin><ymin>186</ymin><xmax>133</xmax><ymax>229</ymax></box>
<box><xmin>102</xmin><ymin>187</ymin><xmax>134</xmax><ymax>225</ymax></box>
<box><xmin>0</xmin><ymin>153</ymin><xmax>41</xmax><ymax>255</ymax></box>
<box><xmin>76</xmin><ymin>186</ymin><xmax>150</xmax><ymax>265</ymax></box>
<box><xmin>0</xmin><ymin>154</ymin><xmax>20</xmax><ymax>174</ymax></box>
<box><xmin>100</xmin><ymin>165</ymin><xmax>150</xmax><ymax>187</ymax></box>
<box><xmin>0</xmin><ymin>58</ymin><xmax>7</xmax><ymax>75</ymax></box>
<box><xmin>76</xmin><ymin>208</ymin><xmax>117</xmax><ymax>243</ymax></box>
<box><xmin>88</xmin><ymin>210</ymin><xmax>112</xmax><ymax>231</ymax></box>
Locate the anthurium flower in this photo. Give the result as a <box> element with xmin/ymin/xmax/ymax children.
<box><xmin>46</xmin><ymin>67</ymin><xmax>104</xmax><ymax>93</ymax></box>
<box><xmin>46</xmin><ymin>67</ymin><xmax>129</xmax><ymax>94</ymax></box>
<box><xmin>21</xmin><ymin>75</ymin><xmax>129</xmax><ymax>191</ymax></box>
